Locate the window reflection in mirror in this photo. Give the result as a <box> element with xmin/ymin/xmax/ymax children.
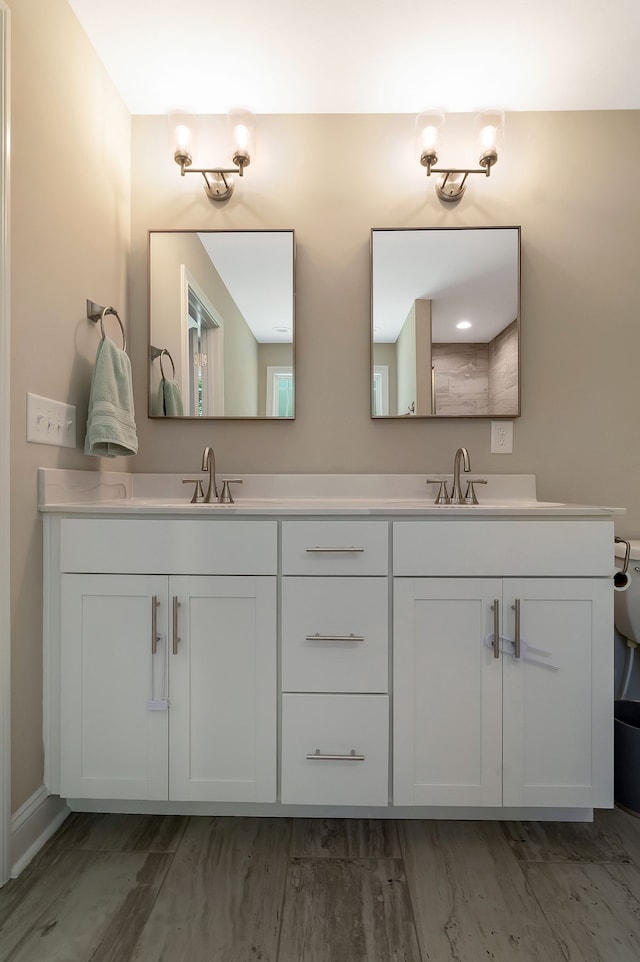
<box><xmin>371</xmin><ymin>227</ymin><xmax>520</xmax><ymax>418</ymax></box>
<box><xmin>149</xmin><ymin>230</ymin><xmax>295</xmax><ymax>419</ymax></box>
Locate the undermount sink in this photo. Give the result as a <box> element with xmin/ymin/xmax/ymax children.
<box><xmin>130</xmin><ymin>497</ymin><xmax>285</xmax><ymax>507</ymax></box>
<box><xmin>498</xmin><ymin>501</ymin><xmax>566</xmax><ymax>508</ymax></box>
<box><xmin>382</xmin><ymin>499</ymin><xmax>566</xmax><ymax>508</ymax></box>
<box><xmin>466</xmin><ymin>500</ymin><xmax>566</xmax><ymax>508</ymax></box>
<box><xmin>120</xmin><ymin>496</ymin><xmax>570</xmax><ymax>511</ymax></box>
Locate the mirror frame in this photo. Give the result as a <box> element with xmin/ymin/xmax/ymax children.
<box><xmin>370</xmin><ymin>225</ymin><xmax>521</xmax><ymax>419</ymax></box>
<box><xmin>147</xmin><ymin>228</ymin><xmax>296</xmax><ymax>420</ymax></box>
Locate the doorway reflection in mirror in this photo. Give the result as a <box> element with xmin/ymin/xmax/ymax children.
<box><xmin>149</xmin><ymin>230</ymin><xmax>295</xmax><ymax>419</ymax></box>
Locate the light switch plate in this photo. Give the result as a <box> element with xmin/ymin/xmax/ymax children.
<box><xmin>490</xmin><ymin>420</ymin><xmax>513</xmax><ymax>454</ymax></box>
<box><xmin>26</xmin><ymin>393</ymin><xmax>76</xmax><ymax>448</ymax></box>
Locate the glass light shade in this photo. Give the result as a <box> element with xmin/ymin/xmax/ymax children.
<box><xmin>169</xmin><ymin>112</ymin><xmax>196</xmax><ymax>166</ymax></box>
<box><xmin>175</xmin><ymin>124</ymin><xmax>192</xmax><ymax>153</ymax></box>
<box><xmin>228</xmin><ymin>109</ymin><xmax>256</xmax><ymax>169</ymax></box>
<box><xmin>415</xmin><ymin>110</ymin><xmax>445</xmax><ymax>166</ymax></box>
<box><xmin>475</xmin><ymin>109</ymin><xmax>505</xmax><ymax>165</ymax></box>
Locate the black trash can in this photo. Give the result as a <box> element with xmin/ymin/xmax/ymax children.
<box><xmin>614</xmin><ymin>700</ymin><xmax>640</xmax><ymax>815</ymax></box>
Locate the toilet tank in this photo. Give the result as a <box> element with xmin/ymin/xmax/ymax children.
<box><xmin>615</xmin><ymin>540</ymin><xmax>640</xmax><ymax>643</ymax></box>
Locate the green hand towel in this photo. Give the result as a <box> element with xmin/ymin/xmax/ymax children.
<box><xmin>156</xmin><ymin>377</ymin><xmax>184</xmax><ymax>416</ymax></box>
<box><xmin>84</xmin><ymin>336</ymin><xmax>138</xmax><ymax>457</ymax></box>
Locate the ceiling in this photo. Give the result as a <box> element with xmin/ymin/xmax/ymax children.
<box><xmin>67</xmin><ymin>0</ymin><xmax>640</xmax><ymax>115</ymax></box>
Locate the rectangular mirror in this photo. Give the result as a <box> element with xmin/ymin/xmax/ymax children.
<box><xmin>371</xmin><ymin>226</ymin><xmax>520</xmax><ymax>418</ymax></box>
<box><xmin>148</xmin><ymin>229</ymin><xmax>295</xmax><ymax>418</ymax></box>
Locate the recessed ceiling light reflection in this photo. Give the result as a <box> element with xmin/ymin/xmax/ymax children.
<box><xmin>456</xmin><ymin>320</ymin><xmax>472</xmax><ymax>329</ymax></box>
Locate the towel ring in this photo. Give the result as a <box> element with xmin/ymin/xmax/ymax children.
<box><xmin>99</xmin><ymin>307</ymin><xmax>126</xmax><ymax>352</ymax></box>
<box><xmin>87</xmin><ymin>299</ymin><xmax>126</xmax><ymax>352</ymax></box>
<box><xmin>159</xmin><ymin>349</ymin><xmax>175</xmax><ymax>380</ymax></box>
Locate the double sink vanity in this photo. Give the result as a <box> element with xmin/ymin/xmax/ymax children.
<box><xmin>42</xmin><ymin>226</ymin><xmax>616</xmax><ymax>821</ymax></box>
<box><xmin>40</xmin><ymin>463</ymin><xmax>617</xmax><ymax>820</ymax></box>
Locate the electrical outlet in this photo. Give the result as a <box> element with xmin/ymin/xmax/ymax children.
<box><xmin>26</xmin><ymin>393</ymin><xmax>76</xmax><ymax>448</ymax></box>
<box><xmin>490</xmin><ymin>420</ymin><xmax>513</xmax><ymax>454</ymax></box>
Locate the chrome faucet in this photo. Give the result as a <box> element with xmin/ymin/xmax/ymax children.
<box><xmin>451</xmin><ymin>446</ymin><xmax>470</xmax><ymax>504</ymax></box>
<box><xmin>201</xmin><ymin>446</ymin><xmax>218</xmax><ymax>503</ymax></box>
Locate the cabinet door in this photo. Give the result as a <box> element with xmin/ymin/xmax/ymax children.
<box><xmin>393</xmin><ymin>578</ymin><xmax>503</xmax><ymax>806</ymax></box>
<box><xmin>169</xmin><ymin>576</ymin><xmax>277</xmax><ymax>803</ymax></box>
<box><xmin>60</xmin><ymin>574</ymin><xmax>169</xmax><ymax>800</ymax></box>
<box><xmin>502</xmin><ymin>578</ymin><xmax>613</xmax><ymax>808</ymax></box>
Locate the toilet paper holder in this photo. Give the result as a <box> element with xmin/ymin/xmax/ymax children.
<box><xmin>615</xmin><ymin>537</ymin><xmax>632</xmax><ymax>591</ymax></box>
<box><xmin>616</xmin><ymin>537</ymin><xmax>631</xmax><ymax>577</ymax></box>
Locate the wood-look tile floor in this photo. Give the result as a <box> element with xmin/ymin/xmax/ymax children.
<box><xmin>2</xmin><ymin>808</ymin><xmax>640</xmax><ymax>961</ymax></box>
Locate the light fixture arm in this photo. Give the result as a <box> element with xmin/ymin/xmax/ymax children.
<box><xmin>425</xmin><ymin>166</ymin><xmax>491</xmax><ymax>178</ymax></box>
<box><xmin>422</xmin><ymin>161</ymin><xmax>494</xmax><ymax>203</ymax></box>
<box><xmin>175</xmin><ymin>155</ymin><xmax>245</xmax><ymax>202</ymax></box>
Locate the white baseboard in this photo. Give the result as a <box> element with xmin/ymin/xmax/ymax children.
<box><xmin>66</xmin><ymin>797</ymin><xmax>596</xmax><ymax>822</ymax></box>
<box><xmin>10</xmin><ymin>786</ymin><xmax>69</xmax><ymax>877</ymax></box>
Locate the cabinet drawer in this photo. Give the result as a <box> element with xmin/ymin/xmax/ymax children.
<box><xmin>60</xmin><ymin>519</ymin><xmax>277</xmax><ymax>575</ymax></box>
<box><xmin>393</xmin><ymin>520</ymin><xmax>614</xmax><ymax>577</ymax></box>
<box><xmin>282</xmin><ymin>578</ymin><xmax>388</xmax><ymax>693</ymax></box>
<box><xmin>282</xmin><ymin>521</ymin><xmax>388</xmax><ymax>575</ymax></box>
<box><xmin>281</xmin><ymin>693</ymin><xmax>389</xmax><ymax>806</ymax></box>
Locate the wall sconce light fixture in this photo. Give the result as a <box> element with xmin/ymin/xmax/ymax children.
<box><xmin>416</xmin><ymin>109</ymin><xmax>505</xmax><ymax>202</ymax></box>
<box><xmin>172</xmin><ymin>109</ymin><xmax>256</xmax><ymax>202</ymax></box>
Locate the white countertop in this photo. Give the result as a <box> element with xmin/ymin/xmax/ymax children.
<box><xmin>37</xmin><ymin>469</ymin><xmax>622</xmax><ymax>518</ymax></box>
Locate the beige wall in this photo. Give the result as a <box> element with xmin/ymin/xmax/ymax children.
<box><xmin>130</xmin><ymin>111</ymin><xmax>640</xmax><ymax>531</ymax></box>
<box><xmin>7</xmin><ymin>13</ymin><xmax>640</xmax><ymax>815</ymax></box>
<box><xmin>8</xmin><ymin>0</ymin><xmax>130</xmax><ymax>810</ymax></box>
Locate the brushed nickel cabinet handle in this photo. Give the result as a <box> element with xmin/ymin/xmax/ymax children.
<box><xmin>305</xmin><ymin>546</ymin><xmax>365</xmax><ymax>553</ymax></box>
<box><xmin>172</xmin><ymin>596</ymin><xmax>181</xmax><ymax>655</ymax></box>
<box><xmin>151</xmin><ymin>595</ymin><xmax>160</xmax><ymax>654</ymax></box>
<box><xmin>512</xmin><ymin>598</ymin><xmax>521</xmax><ymax>659</ymax></box>
<box><xmin>305</xmin><ymin>633</ymin><xmax>365</xmax><ymax>642</ymax></box>
<box><xmin>306</xmin><ymin>748</ymin><xmax>365</xmax><ymax>761</ymax></box>
<box><xmin>491</xmin><ymin>599</ymin><xmax>500</xmax><ymax>658</ymax></box>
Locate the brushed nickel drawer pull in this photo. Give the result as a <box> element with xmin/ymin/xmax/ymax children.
<box><xmin>305</xmin><ymin>546</ymin><xmax>365</xmax><ymax>553</ymax></box>
<box><xmin>151</xmin><ymin>595</ymin><xmax>160</xmax><ymax>654</ymax></box>
<box><xmin>491</xmin><ymin>600</ymin><xmax>500</xmax><ymax>658</ymax></box>
<box><xmin>305</xmin><ymin>632</ymin><xmax>365</xmax><ymax>642</ymax></box>
<box><xmin>306</xmin><ymin>748</ymin><xmax>365</xmax><ymax>761</ymax></box>
<box><xmin>512</xmin><ymin>598</ymin><xmax>521</xmax><ymax>659</ymax></box>
<box><xmin>172</xmin><ymin>596</ymin><xmax>181</xmax><ymax>655</ymax></box>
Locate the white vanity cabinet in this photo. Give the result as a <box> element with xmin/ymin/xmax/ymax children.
<box><xmin>41</xmin><ymin>479</ymin><xmax>617</xmax><ymax>820</ymax></box>
<box><xmin>280</xmin><ymin>521</ymin><xmax>390</xmax><ymax>806</ymax></box>
<box><xmin>393</xmin><ymin>521</ymin><xmax>614</xmax><ymax>810</ymax></box>
<box><xmin>53</xmin><ymin>518</ymin><xmax>277</xmax><ymax>803</ymax></box>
